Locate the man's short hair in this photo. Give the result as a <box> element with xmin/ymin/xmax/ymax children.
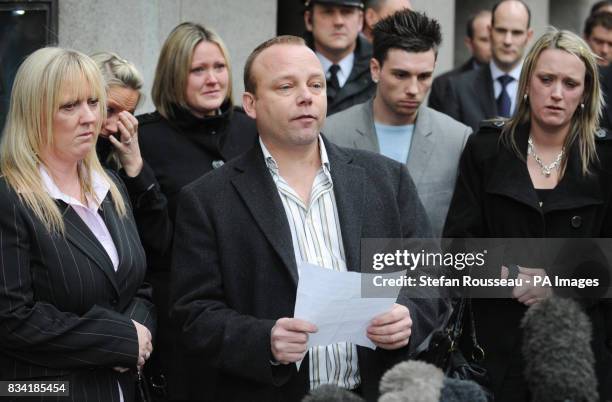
<box><xmin>491</xmin><ymin>0</ymin><xmax>531</xmax><ymax>29</ymax></box>
<box><xmin>466</xmin><ymin>10</ymin><xmax>491</xmax><ymax>39</ymax></box>
<box><xmin>584</xmin><ymin>11</ymin><xmax>612</xmax><ymax>38</ymax></box>
<box><xmin>243</xmin><ymin>35</ymin><xmax>306</xmax><ymax>95</ymax></box>
<box><xmin>372</xmin><ymin>9</ymin><xmax>441</xmax><ymax>65</ymax></box>
<box><xmin>591</xmin><ymin>1</ymin><xmax>612</xmax><ymax>16</ymax></box>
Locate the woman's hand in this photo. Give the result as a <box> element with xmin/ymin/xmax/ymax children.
<box><xmin>108</xmin><ymin>111</ymin><xmax>143</xmax><ymax>177</ymax></box>
<box><xmin>132</xmin><ymin>319</ymin><xmax>153</xmax><ymax>369</ymax></box>
<box><xmin>502</xmin><ymin>266</ymin><xmax>552</xmax><ymax>306</ymax></box>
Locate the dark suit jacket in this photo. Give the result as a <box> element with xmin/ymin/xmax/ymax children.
<box><xmin>320</xmin><ymin>35</ymin><xmax>376</xmax><ymax>116</ymax></box>
<box><xmin>0</xmin><ymin>172</ymin><xmax>155</xmax><ymax>402</ymax></box>
<box><xmin>171</xmin><ymin>137</ymin><xmax>446</xmax><ymax>402</ymax></box>
<box><xmin>599</xmin><ymin>65</ymin><xmax>612</xmax><ymax>130</ymax></box>
<box><xmin>444</xmin><ymin>63</ymin><xmax>497</xmax><ymax>131</ymax></box>
<box><xmin>135</xmin><ymin>105</ymin><xmax>257</xmax><ymax>400</ymax></box>
<box><xmin>428</xmin><ymin>58</ymin><xmax>476</xmax><ymax>113</ymax></box>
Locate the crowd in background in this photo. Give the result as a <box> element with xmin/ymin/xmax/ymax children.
<box><xmin>1</xmin><ymin>1</ymin><xmax>612</xmax><ymax>401</ymax></box>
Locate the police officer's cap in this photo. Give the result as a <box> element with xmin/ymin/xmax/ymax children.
<box><xmin>304</xmin><ymin>0</ymin><xmax>364</xmax><ymax>9</ymax></box>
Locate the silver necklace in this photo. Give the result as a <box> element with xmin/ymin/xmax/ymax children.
<box><xmin>527</xmin><ymin>136</ymin><xmax>564</xmax><ymax>177</ymax></box>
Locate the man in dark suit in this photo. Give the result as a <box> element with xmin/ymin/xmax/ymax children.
<box><xmin>428</xmin><ymin>9</ymin><xmax>491</xmax><ymax>112</ymax></box>
<box><xmin>304</xmin><ymin>0</ymin><xmax>376</xmax><ymax>115</ymax></box>
<box><xmin>170</xmin><ymin>35</ymin><xmax>444</xmax><ymax>401</ymax></box>
<box><xmin>444</xmin><ymin>0</ymin><xmax>533</xmax><ymax>131</ymax></box>
<box><xmin>584</xmin><ymin>12</ymin><xmax>612</xmax><ymax>128</ymax></box>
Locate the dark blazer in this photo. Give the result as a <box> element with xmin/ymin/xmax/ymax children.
<box><xmin>428</xmin><ymin>58</ymin><xmax>477</xmax><ymax>113</ymax></box>
<box><xmin>317</xmin><ymin>35</ymin><xmax>376</xmax><ymax>116</ymax></box>
<box><xmin>599</xmin><ymin>65</ymin><xmax>612</xmax><ymax>130</ymax></box>
<box><xmin>135</xmin><ymin>104</ymin><xmax>257</xmax><ymax>400</ymax></box>
<box><xmin>171</xmin><ymin>137</ymin><xmax>446</xmax><ymax>402</ymax></box>
<box><xmin>443</xmin><ymin>122</ymin><xmax>612</xmax><ymax>402</ymax></box>
<box><xmin>0</xmin><ymin>172</ymin><xmax>154</xmax><ymax>402</ymax></box>
<box><xmin>444</xmin><ymin>64</ymin><xmax>497</xmax><ymax>131</ymax></box>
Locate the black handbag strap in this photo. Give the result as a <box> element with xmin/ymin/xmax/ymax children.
<box><xmin>464</xmin><ymin>298</ymin><xmax>485</xmax><ymax>362</ymax></box>
<box><xmin>450</xmin><ymin>297</ymin><xmax>466</xmax><ymax>346</ymax></box>
<box><xmin>449</xmin><ymin>297</ymin><xmax>485</xmax><ymax>362</ymax></box>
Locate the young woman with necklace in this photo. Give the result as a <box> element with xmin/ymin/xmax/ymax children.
<box><xmin>444</xmin><ymin>29</ymin><xmax>612</xmax><ymax>402</ymax></box>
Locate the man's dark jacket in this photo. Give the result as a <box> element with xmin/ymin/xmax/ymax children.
<box><xmin>171</xmin><ymin>137</ymin><xmax>446</xmax><ymax>401</ymax></box>
<box><xmin>443</xmin><ymin>63</ymin><xmax>497</xmax><ymax>131</ymax></box>
<box><xmin>308</xmin><ymin>34</ymin><xmax>376</xmax><ymax>116</ymax></box>
<box><xmin>599</xmin><ymin>65</ymin><xmax>612</xmax><ymax>130</ymax></box>
<box><xmin>428</xmin><ymin>58</ymin><xmax>478</xmax><ymax>113</ymax></box>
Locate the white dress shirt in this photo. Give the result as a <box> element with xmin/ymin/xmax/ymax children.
<box><xmin>316</xmin><ymin>51</ymin><xmax>355</xmax><ymax>88</ymax></box>
<box><xmin>490</xmin><ymin>60</ymin><xmax>523</xmax><ymax>116</ymax></box>
<box><xmin>259</xmin><ymin>137</ymin><xmax>361</xmax><ymax>391</ymax></box>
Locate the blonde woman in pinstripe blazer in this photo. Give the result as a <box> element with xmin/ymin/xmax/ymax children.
<box><xmin>0</xmin><ymin>48</ymin><xmax>155</xmax><ymax>401</ymax></box>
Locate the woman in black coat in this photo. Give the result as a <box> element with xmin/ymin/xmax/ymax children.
<box><xmin>444</xmin><ymin>29</ymin><xmax>612</xmax><ymax>402</ymax></box>
<box><xmin>136</xmin><ymin>22</ymin><xmax>257</xmax><ymax>401</ymax></box>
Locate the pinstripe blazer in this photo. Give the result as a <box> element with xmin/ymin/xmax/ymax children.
<box><xmin>0</xmin><ymin>171</ymin><xmax>154</xmax><ymax>402</ymax></box>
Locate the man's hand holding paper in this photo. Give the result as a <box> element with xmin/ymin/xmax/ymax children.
<box><xmin>367</xmin><ymin>303</ymin><xmax>412</xmax><ymax>350</ymax></box>
<box><xmin>293</xmin><ymin>262</ymin><xmax>405</xmax><ymax>350</ymax></box>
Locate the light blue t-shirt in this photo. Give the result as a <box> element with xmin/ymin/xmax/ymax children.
<box><xmin>374</xmin><ymin>122</ymin><xmax>415</xmax><ymax>164</ymax></box>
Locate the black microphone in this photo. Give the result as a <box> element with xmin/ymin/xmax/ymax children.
<box><xmin>302</xmin><ymin>384</ymin><xmax>364</xmax><ymax>402</ymax></box>
<box><xmin>378</xmin><ymin>360</ymin><xmax>488</xmax><ymax>402</ymax></box>
<box><xmin>521</xmin><ymin>297</ymin><xmax>598</xmax><ymax>402</ymax></box>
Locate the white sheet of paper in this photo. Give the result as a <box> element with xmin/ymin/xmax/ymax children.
<box><xmin>294</xmin><ymin>262</ymin><xmax>399</xmax><ymax>350</ymax></box>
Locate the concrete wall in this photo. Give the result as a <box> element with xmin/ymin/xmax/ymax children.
<box><xmin>58</xmin><ymin>0</ymin><xmax>276</xmax><ymax>113</ymax></box>
<box><xmin>412</xmin><ymin>0</ymin><xmax>456</xmax><ymax>77</ymax></box>
<box><xmin>549</xmin><ymin>0</ymin><xmax>604</xmax><ymax>34</ymax></box>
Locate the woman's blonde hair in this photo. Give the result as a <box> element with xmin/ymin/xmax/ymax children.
<box><xmin>151</xmin><ymin>22</ymin><xmax>233</xmax><ymax>119</ymax></box>
<box><xmin>0</xmin><ymin>47</ymin><xmax>127</xmax><ymax>234</ymax></box>
<box><xmin>502</xmin><ymin>28</ymin><xmax>603</xmax><ymax>175</ymax></box>
<box><xmin>91</xmin><ymin>51</ymin><xmax>144</xmax><ymax>104</ymax></box>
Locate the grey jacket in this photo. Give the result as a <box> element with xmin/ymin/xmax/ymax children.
<box><xmin>323</xmin><ymin>99</ymin><xmax>471</xmax><ymax>236</ymax></box>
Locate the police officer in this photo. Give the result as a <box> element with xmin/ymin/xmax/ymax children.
<box><xmin>304</xmin><ymin>0</ymin><xmax>376</xmax><ymax>115</ymax></box>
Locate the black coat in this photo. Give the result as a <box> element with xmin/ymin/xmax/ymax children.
<box><xmin>133</xmin><ymin>104</ymin><xmax>257</xmax><ymax>400</ymax></box>
<box><xmin>0</xmin><ymin>172</ymin><xmax>154</xmax><ymax>402</ymax></box>
<box><xmin>171</xmin><ymin>137</ymin><xmax>445</xmax><ymax>402</ymax></box>
<box><xmin>428</xmin><ymin>58</ymin><xmax>477</xmax><ymax>113</ymax></box>
<box><xmin>443</xmin><ymin>122</ymin><xmax>612</xmax><ymax>402</ymax></box>
<box><xmin>308</xmin><ymin>34</ymin><xmax>376</xmax><ymax>116</ymax></box>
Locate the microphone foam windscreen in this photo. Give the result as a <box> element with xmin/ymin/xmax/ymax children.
<box><xmin>379</xmin><ymin>360</ymin><xmax>444</xmax><ymax>402</ymax></box>
<box><xmin>521</xmin><ymin>297</ymin><xmax>598</xmax><ymax>402</ymax></box>
<box><xmin>439</xmin><ymin>377</ymin><xmax>488</xmax><ymax>402</ymax></box>
<box><xmin>302</xmin><ymin>384</ymin><xmax>364</xmax><ymax>402</ymax></box>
